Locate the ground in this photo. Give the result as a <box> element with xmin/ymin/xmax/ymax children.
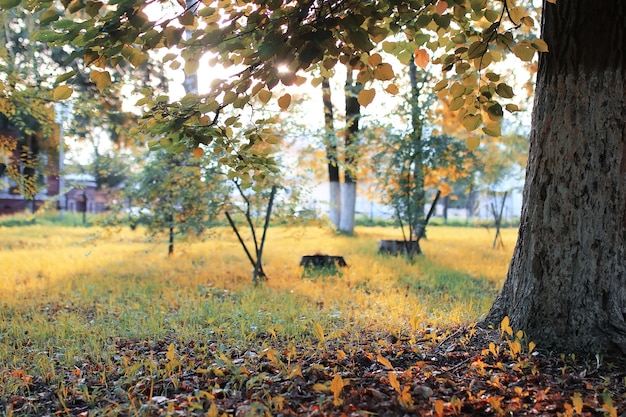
<box><xmin>4</xmin><ymin>326</ymin><xmax>625</xmax><ymax>416</ymax></box>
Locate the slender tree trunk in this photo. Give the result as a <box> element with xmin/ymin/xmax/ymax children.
<box><xmin>339</xmin><ymin>67</ymin><xmax>361</xmax><ymax>233</ymax></box>
<box><xmin>321</xmin><ymin>77</ymin><xmax>341</xmax><ymax>228</ymax></box>
<box><xmin>484</xmin><ymin>0</ymin><xmax>626</xmax><ymax>354</ymax></box>
<box><xmin>409</xmin><ymin>58</ymin><xmax>426</xmax><ymax>235</ymax></box>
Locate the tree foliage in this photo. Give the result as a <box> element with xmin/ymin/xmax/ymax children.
<box><xmin>125</xmin><ymin>150</ymin><xmax>230</xmax><ymax>254</ymax></box>
<box><xmin>11</xmin><ymin>0</ymin><xmax>543</xmax><ymax>175</ymax></box>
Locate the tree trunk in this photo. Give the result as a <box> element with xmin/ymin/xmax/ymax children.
<box><xmin>484</xmin><ymin>0</ymin><xmax>626</xmax><ymax>354</ymax></box>
<box><xmin>321</xmin><ymin>77</ymin><xmax>341</xmax><ymax>228</ymax></box>
<box><xmin>339</xmin><ymin>67</ymin><xmax>361</xmax><ymax>233</ymax></box>
<box><xmin>408</xmin><ymin>58</ymin><xmax>426</xmax><ymax>234</ymax></box>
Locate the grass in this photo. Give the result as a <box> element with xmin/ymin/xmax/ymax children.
<box><xmin>0</xmin><ymin>221</ymin><xmax>518</xmax><ymax>414</ymax></box>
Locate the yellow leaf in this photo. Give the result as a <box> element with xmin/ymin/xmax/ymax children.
<box><xmin>462</xmin><ymin>113</ymin><xmax>482</xmax><ymax>131</ymax></box>
<box><xmin>373</xmin><ymin>63</ymin><xmax>395</xmax><ymax>81</ymax></box>
<box><xmin>257</xmin><ymin>89</ymin><xmax>272</xmax><ymax>104</ymax></box>
<box><xmin>531</xmin><ymin>38</ymin><xmax>549</xmax><ymax>52</ymax></box>
<box><xmin>184</xmin><ymin>59</ymin><xmax>199</xmax><ymax>75</ymax></box>
<box><xmin>367</xmin><ymin>53</ymin><xmax>382</xmax><ymax>66</ymax></box>
<box><xmin>357</xmin><ymin>89</ymin><xmax>376</xmax><ymax>107</ymax></box>
<box><xmin>377</xmin><ymin>355</ymin><xmax>394</xmax><ymax>370</ymax></box>
<box><xmin>500</xmin><ymin>316</ymin><xmax>513</xmax><ymax>337</ymax></box>
<box><xmin>207</xmin><ymin>402</ymin><xmax>219</xmax><ymax>417</ymax></box>
<box><xmin>572</xmin><ymin>392</ymin><xmax>583</xmax><ymax>414</ymax></box>
<box><xmin>312</xmin><ymin>383</ymin><xmax>329</xmax><ymax>391</ymax></box>
<box><xmin>512</xmin><ymin>42</ymin><xmax>536</xmax><ymax>62</ymax></box>
<box><xmin>508</xmin><ymin>6</ymin><xmax>524</xmax><ymax>24</ymax></box>
<box><xmin>505</xmin><ymin>103</ymin><xmax>520</xmax><ymax>112</ymax></box>
<box><xmin>193</xmin><ymin>147</ymin><xmax>204</xmax><ymax>158</ymax></box>
<box><xmin>277</xmin><ymin>93</ymin><xmax>291</xmax><ymax>110</ymax></box>
<box><xmin>449</xmin><ymin>82</ymin><xmax>465</xmax><ymax>98</ymax></box>
<box><xmin>434</xmin><ymin>398</ymin><xmax>445</xmax><ymax>417</ymax></box>
<box><xmin>434</xmin><ymin>79</ymin><xmax>448</xmax><ymax>91</ymax></box>
<box><xmin>52</xmin><ymin>85</ymin><xmax>73</xmax><ymax>100</ymax></box>
<box><xmin>466</xmin><ymin>136</ymin><xmax>480</xmax><ymax>151</ymax></box>
<box><xmin>223</xmin><ymin>91</ymin><xmax>237</xmax><ymax>105</ymax></box>
<box><xmin>312</xmin><ymin>322</ymin><xmax>325</xmax><ymax>343</ymax></box>
<box><xmin>330</xmin><ymin>374</ymin><xmax>345</xmax><ymax>406</ymax></box>
<box><xmin>90</xmin><ymin>70</ymin><xmax>111</xmax><ymax>92</ymax></box>
<box><xmin>414</xmin><ymin>48</ymin><xmax>430</xmax><ymax>68</ymax></box>
<box><xmin>388</xmin><ymin>371</ymin><xmax>401</xmax><ymax>393</ymax></box>
<box><xmin>521</xmin><ymin>16</ymin><xmax>534</xmax><ymax>27</ymax></box>
<box><xmin>385</xmin><ymin>84</ymin><xmax>399</xmax><ymax>95</ymax></box>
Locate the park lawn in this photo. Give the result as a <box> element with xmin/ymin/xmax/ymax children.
<box><xmin>1</xmin><ymin>223</ymin><xmax>623</xmax><ymax>416</ymax></box>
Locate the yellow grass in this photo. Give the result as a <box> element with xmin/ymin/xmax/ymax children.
<box><xmin>0</xmin><ymin>224</ymin><xmax>515</xmax><ymax>331</ymax></box>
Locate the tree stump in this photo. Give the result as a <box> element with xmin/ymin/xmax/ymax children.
<box><xmin>300</xmin><ymin>254</ymin><xmax>347</xmax><ymax>277</ymax></box>
<box><xmin>378</xmin><ymin>240</ymin><xmax>420</xmax><ymax>256</ymax></box>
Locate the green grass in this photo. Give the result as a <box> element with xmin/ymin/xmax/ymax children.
<box><xmin>0</xmin><ymin>222</ymin><xmax>517</xmax><ymax>415</ymax></box>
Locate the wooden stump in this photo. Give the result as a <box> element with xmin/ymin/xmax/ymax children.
<box><xmin>300</xmin><ymin>254</ymin><xmax>347</xmax><ymax>277</ymax></box>
<box><xmin>378</xmin><ymin>240</ymin><xmax>420</xmax><ymax>256</ymax></box>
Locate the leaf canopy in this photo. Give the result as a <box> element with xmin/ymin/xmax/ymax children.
<box><xmin>11</xmin><ymin>0</ymin><xmax>542</xmax><ymax>167</ymax></box>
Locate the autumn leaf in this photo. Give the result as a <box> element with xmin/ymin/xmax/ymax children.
<box><xmin>184</xmin><ymin>59</ymin><xmax>199</xmax><ymax>75</ymax></box>
<box><xmin>377</xmin><ymin>355</ymin><xmax>394</xmax><ymax>370</ymax></box>
<box><xmin>435</xmin><ymin>0</ymin><xmax>448</xmax><ymax>15</ymax></box>
<box><xmin>462</xmin><ymin>113</ymin><xmax>482</xmax><ymax>131</ymax></box>
<box><xmin>312</xmin><ymin>322</ymin><xmax>325</xmax><ymax>344</ymax></box>
<box><xmin>414</xmin><ymin>48</ymin><xmax>430</xmax><ymax>68</ymax></box>
<box><xmin>330</xmin><ymin>374</ymin><xmax>345</xmax><ymax>406</ymax></box>
<box><xmin>277</xmin><ymin>93</ymin><xmax>291</xmax><ymax>110</ymax></box>
<box><xmin>373</xmin><ymin>63</ymin><xmax>395</xmax><ymax>81</ymax></box>
<box><xmin>496</xmin><ymin>83</ymin><xmax>514</xmax><ymax>99</ymax></box>
<box><xmin>483</xmin><ymin>123</ymin><xmax>502</xmax><ymax>137</ymax></box>
<box><xmin>513</xmin><ymin>42</ymin><xmax>536</xmax><ymax>61</ymax></box>
<box><xmin>388</xmin><ymin>372</ymin><xmax>401</xmax><ymax>392</ymax></box>
<box><xmin>466</xmin><ymin>136</ymin><xmax>480</xmax><ymax>151</ymax></box>
<box><xmin>357</xmin><ymin>89</ymin><xmax>376</xmax><ymax>107</ymax></box>
<box><xmin>193</xmin><ymin>147</ymin><xmax>204</xmax><ymax>158</ymax></box>
<box><xmin>90</xmin><ymin>70</ymin><xmax>111</xmax><ymax>92</ymax></box>
<box><xmin>367</xmin><ymin>53</ymin><xmax>382</xmax><ymax>66</ymax></box>
<box><xmin>52</xmin><ymin>85</ymin><xmax>73</xmax><ymax>100</ymax></box>
<box><xmin>385</xmin><ymin>84</ymin><xmax>399</xmax><ymax>95</ymax></box>
<box><xmin>434</xmin><ymin>398</ymin><xmax>445</xmax><ymax>417</ymax></box>
<box><xmin>572</xmin><ymin>392</ymin><xmax>583</xmax><ymax>414</ymax></box>
<box><xmin>532</xmin><ymin>39</ymin><xmax>549</xmax><ymax>52</ymax></box>
<box><xmin>257</xmin><ymin>89</ymin><xmax>272</xmax><ymax>104</ymax></box>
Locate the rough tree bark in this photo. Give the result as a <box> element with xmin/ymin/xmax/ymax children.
<box><xmin>321</xmin><ymin>77</ymin><xmax>341</xmax><ymax>228</ymax></box>
<box><xmin>484</xmin><ymin>0</ymin><xmax>626</xmax><ymax>354</ymax></box>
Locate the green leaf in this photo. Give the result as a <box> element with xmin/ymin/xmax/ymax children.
<box><xmin>495</xmin><ymin>83</ymin><xmax>514</xmax><ymax>98</ymax></box>
<box><xmin>348</xmin><ymin>28</ymin><xmax>375</xmax><ymax>51</ymax></box>
<box><xmin>54</xmin><ymin>70</ymin><xmax>76</xmax><ymax>85</ymax></box>
<box><xmin>486</xmin><ymin>102</ymin><xmax>503</xmax><ymax>120</ymax></box>
<box><xmin>467</xmin><ymin>41</ymin><xmax>488</xmax><ymax>59</ymax></box>
<box><xmin>0</xmin><ymin>0</ymin><xmax>20</xmax><ymax>10</ymax></box>
<box><xmin>39</xmin><ymin>8</ymin><xmax>59</xmax><ymax>25</ymax></box>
